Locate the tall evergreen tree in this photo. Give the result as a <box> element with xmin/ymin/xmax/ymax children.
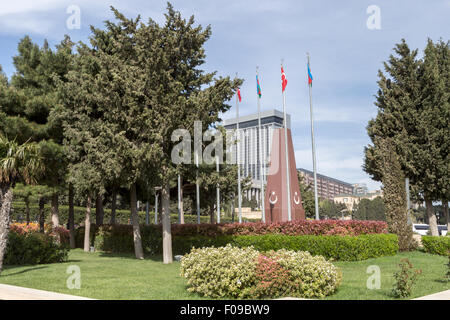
<box><xmin>364</xmin><ymin>39</ymin><xmax>449</xmax><ymax>236</ymax></box>
<box><xmin>0</xmin><ymin>36</ymin><xmax>75</xmax><ymax>232</ymax></box>
<box><xmin>132</xmin><ymin>4</ymin><xmax>241</xmax><ymax>263</ymax></box>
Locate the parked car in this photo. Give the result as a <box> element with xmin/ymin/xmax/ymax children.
<box><xmin>413</xmin><ymin>224</ymin><xmax>448</xmax><ymax>236</ymax></box>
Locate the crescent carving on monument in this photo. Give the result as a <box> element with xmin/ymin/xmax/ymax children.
<box><xmin>269</xmin><ymin>191</ymin><xmax>278</xmax><ymax>205</ymax></box>
<box><xmin>293</xmin><ymin>191</ymin><xmax>300</xmax><ymax>205</ymax></box>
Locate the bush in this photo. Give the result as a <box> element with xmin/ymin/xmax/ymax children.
<box><xmin>229</xmin><ymin>234</ymin><xmax>399</xmax><ymax>261</ymax></box>
<box><xmin>86</xmin><ymin>224</ymin><xmax>398</xmax><ymax>261</ymax></box>
<box><xmin>253</xmin><ymin>250</ymin><xmax>342</xmax><ymax>298</ymax></box>
<box><xmin>11</xmin><ymin>201</ymin><xmax>259</xmax><ymax>226</ymax></box>
<box><xmin>5</xmin><ymin>232</ymin><xmax>69</xmax><ymax>265</ymax></box>
<box><xmin>10</xmin><ymin>222</ymin><xmax>70</xmax><ymax>245</ymax></box>
<box><xmin>167</xmin><ymin>219</ymin><xmax>388</xmax><ymax>237</ymax></box>
<box><xmin>391</xmin><ymin>258</ymin><xmax>421</xmax><ymax>298</ymax></box>
<box><xmin>180</xmin><ymin>245</ymin><xmax>260</xmax><ymax>298</ymax></box>
<box><xmin>421</xmin><ymin>236</ymin><xmax>450</xmax><ymax>256</ymax></box>
<box><xmin>180</xmin><ymin>245</ymin><xmax>342</xmax><ymax>299</ymax></box>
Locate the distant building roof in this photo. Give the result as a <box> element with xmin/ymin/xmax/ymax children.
<box><xmin>223</xmin><ymin>109</ymin><xmax>290</xmax><ymax>129</ymax></box>
<box><xmin>297</xmin><ymin>168</ymin><xmax>353</xmax><ymax>188</ymax></box>
<box><xmin>334</xmin><ymin>191</ymin><xmax>382</xmax><ymax>199</ymax></box>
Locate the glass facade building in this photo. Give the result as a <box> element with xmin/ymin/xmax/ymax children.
<box><xmin>223</xmin><ymin>109</ymin><xmax>290</xmax><ymax>205</ymax></box>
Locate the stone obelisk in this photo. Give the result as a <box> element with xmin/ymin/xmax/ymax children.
<box><xmin>264</xmin><ymin>128</ymin><xmax>305</xmax><ymax>222</ymax></box>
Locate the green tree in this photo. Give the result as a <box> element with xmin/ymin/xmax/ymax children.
<box><xmin>297</xmin><ymin>172</ymin><xmax>315</xmax><ymax>218</ymax></box>
<box><xmin>0</xmin><ymin>136</ymin><xmax>44</xmax><ymax>273</ymax></box>
<box><xmin>0</xmin><ymin>36</ymin><xmax>75</xmax><ymax>234</ymax></box>
<box><xmin>131</xmin><ymin>4</ymin><xmax>241</xmax><ymax>263</ymax></box>
<box><xmin>377</xmin><ymin>138</ymin><xmax>415</xmax><ymax>250</ymax></box>
<box><xmin>364</xmin><ymin>39</ymin><xmax>450</xmax><ymax>236</ymax></box>
<box><xmin>353</xmin><ymin>197</ymin><xmax>386</xmax><ymax>221</ymax></box>
<box><xmin>319</xmin><ymin>199</ymin><xmax>347</xmax><ymax>219</ymax></box>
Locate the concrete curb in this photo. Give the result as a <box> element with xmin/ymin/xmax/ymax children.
<box><xmin>0</xmin><ymin>284</ymin><xmax>94</xmax><ymax>300</ymax></box>
<box><xmin>412</xmin><ymin>289</ymin><xmax>450</xmax><ymax>300</ymax></box>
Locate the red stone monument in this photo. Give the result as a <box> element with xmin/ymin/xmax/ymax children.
<box><xmin>264</xmin><ymin>128</ymin><xmax>305</xmax><ymax>222</ymax></box>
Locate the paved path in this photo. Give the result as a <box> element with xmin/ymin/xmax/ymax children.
<box><xmin>412</xmin><ymin>289</ymin><xmax>450</xmax><ymax>300</ymax></box>
<box><xmin>0</xmin><ymin>283</ymin><xmax>448</xmax><ymax>300</ymax></box>
<box><xmin>0</xmin><ymin>284</ymin><xmax>94</xmax><ymax>300</ymax></box>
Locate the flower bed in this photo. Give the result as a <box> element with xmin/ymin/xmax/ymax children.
<box><xmin>76</xmin><ymin>219</ymin><xmax>388</xmax><ymax>249</ymax></box>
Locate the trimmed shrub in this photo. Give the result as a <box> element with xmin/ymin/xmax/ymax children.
<box><xmin>168</xmin><ymin>219</ymin><xmax>388</xmax><ymax>237</ymax></box>
<box><xmin>77</xmin><ymin>219</ymin><xmax>387</xmax><ymax>250</ymax></box>
<box><xmin>421</xmin><ymin>236</ymin><xmax>450</xmax><ymax>256</ymax></box>
<box><xmin>180</xmin><ymin>245</ymin><xmax>342</xmax><ymax>299</ymax></box>
<box><xmin>11</xmin><ymin>201</ymin><xmax>259</xmax><ymax>226</ymax></box>
<box><xmin>89</xmin><ymin>224</ymin><xmax>397</xmax><ymax>261</ymax></box>
<box><xmin>252</xmin><ymin>250</ymin><xmax>342</xmax><ymax>298</ymax></box>
<box><xmin>180</xmin><ymin>245</ymin><xmax>260</xmax><ymax>298</ymax></box>
<box><xmin>229</xmin><ymin>234</ymin><xmax>399</xmax><ymax>261</ymax></box>
<box><xmin>5</xmin><ymin>232</ymin><xmax>69</xmax><ymax>265</ymax></box>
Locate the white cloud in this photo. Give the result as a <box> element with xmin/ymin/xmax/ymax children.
<box><xmin>0</xmin><ymin>1</ymin><xmax>63</xmax><ymax>15</ymax></box>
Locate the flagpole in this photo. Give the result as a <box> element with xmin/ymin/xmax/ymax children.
<box><xmin>177</xmin><ymin>174</ymin><xmax>181</xmax><ymax>224</ymax></box>
<box><xmin>307</xmin><ymin>53</ymin><xmax>320</xmax><ymax>220</ymax></box>
<box><xmin>256</xmin><ymin>67</ymin><xmax>266</xmax><ymax>223</ymax></box>
<box><xmin>236</xmin><ymin>75</ymin><xmax>242</xmax><ymax>223</ymax></box>
<box><xmin>216</xmin><ymin>155</ymin><xmax>220</xmax><ymax>223</ymax></box>
<box><xmin>281</xmin><ymin>60</ymin><xmax>292</xmax><ymax>221</ymax></box>
<box><xmin>195</xmin><ymin>150</ymin><xmax>201</xmax><ymax>224</ymax></box>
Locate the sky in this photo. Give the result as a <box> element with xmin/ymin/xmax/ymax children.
<box><xmin>0</xmin><ymin>0</ymin><xmax>449</xmax><ymax>191</ymax></box>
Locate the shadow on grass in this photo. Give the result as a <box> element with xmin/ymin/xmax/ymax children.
<box><xmin>97</xmin><ymin>251</ymin><xmax>169</xmax><ymax>262</ymax></box>
<box><xmin>1</xmin><ymin>266</ymin><xmax>48</xmax><ymax>277</ymax></box>
<box><xmin>433</xmin><ymin>279</ymin><xmax>450</xmax><ymax>284</ymax></box>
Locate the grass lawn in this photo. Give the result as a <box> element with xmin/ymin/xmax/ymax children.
<box><xmin>0</xmin><ymin>249</ymin><xmax>448</xmax><ymax>300</ymax></box>
<box><xmin>328</xmin><ymin>251</ymin><xmax>449</xmax><ymax>300</ymax></box>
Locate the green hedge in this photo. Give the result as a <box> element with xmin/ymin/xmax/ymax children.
<box><xmin>84</xmin><ymin>226</ymin><xmax>398</xmax><ymax>261</ymax></box>
<box><xmin>229</xmin><ymin>234</ymin><xmax>399</xmax><ymax>261</ymax></box>
<box><xmin>421</xmin><ymin>236</ymin><xmax>450</xmax><ymax>256</ymax></box>
<box><xmin>12</xmin><ymin>201</ymin><xmax>255</xmax><ymax>226</ymax></box>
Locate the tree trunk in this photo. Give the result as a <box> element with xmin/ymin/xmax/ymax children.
<box><xmin>25</xmin><ymin>198</ymin><xmax>30</xmax><ymax>225</ymax></box>
<box><xmin>130</xmin><ymin>184</ymin><xmax>144</xmax><ymax>259</ymax></box>
<box><xmin>51</xmin><ymin>193</ymin><xmax>60</xmax><ymax>227</ymax></box>
<box><xmin>68</xmin><ymin>184</ymin><xmax>76</xmax><ymax>249</ymax></box>
<box><xmin>162</xmin><ymin>181</ymin><xmax>173</xmax><ymax>264</ymax></box>
<box><xmin>38</xmin><ymin>197</ymin><xmax>45</xmax><ymax>233</ymax></box>
<box><xmin>95</xmin><ymin>194</ymin><xmax>104</xmax><ymax>226</ymax></box>
<box><xmin>210</xmin><ymin>206</ymin><xmax>215</xmax><ymax>224</ymax></box>
<box><xmin>84</xmin><ymin>195</ymin><xmax>92</xmax><ymax>252</ymax></box>
<box><xmin>51</xmin><ymin>193</ymin><xmax>60</xmax><ymax>243</ymax></box>
<box><xmin>231</xmin><ymin>198</ymin><xmax>235</xmax><ymax>223</ymax></box>
<box><xmin>425</xmin><ymin>197</ymin><xmax>439</xmax><ymax>236</ymax></box>
<box><xmin>0</xmin><ymin>185</ymin><xmax>13</xmax><ymax>274</ymax></box>
<box><xmin>179</xmin><ymin>177</ymin><xmax>184</xmax><ymax>224</ymax></box>
<box><xmin>110</xmin><ymin>189</ymin><xmax>117</xmax><ymax>225</ymax></box>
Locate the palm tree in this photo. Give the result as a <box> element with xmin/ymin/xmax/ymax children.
<box><xmin>0</xmin><ymin>135</ymin><xmax>43</xmax><ymax>273</ymax></box>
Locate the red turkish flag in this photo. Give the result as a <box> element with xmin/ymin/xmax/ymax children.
<box><xmin>281</xmin><ymin>66</ymin><xmax>288</xmax><ymax>92</ymax></box>
<box><xmin>237</xmin><ymin>88</ymin><xmax>242</xmax><ymax>102</ymax></box>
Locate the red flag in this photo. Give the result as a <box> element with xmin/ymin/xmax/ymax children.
<box><xmin>237</xmin><ymin>88</ymin><xmax>242</xmax><ymax>102</ymax></box>
<box><xmin>281</xmin><ymin>66</ymin><xmax>287</xmax><ymax>92</ymax></box>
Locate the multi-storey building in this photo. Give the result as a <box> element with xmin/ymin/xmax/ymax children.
<box><xmin>297</xmin><ymin>168</ymin><xmax>354</xmax><ymax>200</ymax></box>
<box><xmin>333</xmin><ymin>190</ymin><xmax>383</xmax><ymax>212</ymax></box>
<box><xmin>352</xmin><ymin>183</ymin><xmax>369</xmax><ymax>195</ymax></box>
<box><xmin>223</xmin><ymin>109</ymin><xmax>290</xmax><ymax>205</ymax></box>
